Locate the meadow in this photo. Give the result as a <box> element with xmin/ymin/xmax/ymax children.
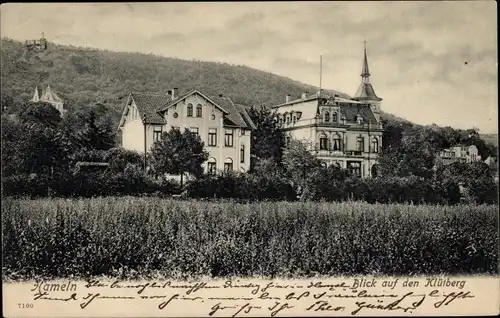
<box><xmin>2</xmin><ymin>197</ymin><xmax>498</xmax><ymax>280</ymax></box>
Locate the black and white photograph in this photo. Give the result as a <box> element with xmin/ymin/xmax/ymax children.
<box><xmin>1</xmin><ymin>2</ymin><xmax>498</xmax><ymax>317</ymax></box>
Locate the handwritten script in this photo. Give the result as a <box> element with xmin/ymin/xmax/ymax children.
<box><xmin>4</xmin><ymin>276</ymin><xmax>498</xmax><ymax>317</ymax></box>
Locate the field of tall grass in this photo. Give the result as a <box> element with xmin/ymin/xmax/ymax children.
<box><xmin>2</xmin><ymin>197</ymin><xmax>498</xmax><ymax>280</ymax></box>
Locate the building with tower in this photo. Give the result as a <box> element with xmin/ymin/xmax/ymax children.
<box><xmin>271</xmin><ymin>43</ymin><xmax>384</xmax><ymax>178</ymax></box>
<box><xmin>30</xmin><ymin>85</ymin><xmax>66</xmax><ymax>115</ymax></box>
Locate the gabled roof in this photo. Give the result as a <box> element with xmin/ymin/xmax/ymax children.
<box><xmin>119</xmin><ymin>92</ymin><xmax>171</xmax><ymax>127</ymax></box>
<box><xmin>208</xmin><ymin>94</ymin><xmax>251</xmax><ymax>128</ymax></box>
<box><xmin>119</xmin><ymin>89</ymin><xmax>255</xmax><ymax>130</ymax></box>
<box><xmin>339</xmin><ymin>104</ymin><xmax>377</xmax><ymax>124</ymax></box>
<box><xmin>159</xmin><ymin>90</ymin><xmax>229</xmax><ymax>115</ymax></box>
<box><xmin>132</xmin><ymin>92</ymin><xmax>172</xmax><ymax>124</ymax></box>
<box><xmin>234</xmin><ymin>103</ymin><xmax>257</xmax><ymax>130</ymax></box>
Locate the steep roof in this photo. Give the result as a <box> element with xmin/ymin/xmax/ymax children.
<box><xmin>354</xmin><ymin>83</ymin><xmax>382</xmax><ymax>101</ymax></box>
<box><xmin>42</xmin><ymin>85</ymin><xmax>64</xmax><ymax>102</ymax></box>
<box><xmin>208</xmin><ymin>95</ymin><xmax>255</xmax><ymax>129</ymax></box>
<box><xmin>340</xmin><ymin>104</ymin><xmax>377</xmax><ymax>124</ymax></box>
<box><xmin>129</xmin><ymin>92</ymin><xmax>172</xmax><ymax>124</ymax></box>
<box><xmin>120</xmin><ymin>89</ymin><xmax>254</xmax><ymax>129</ymax></box>
<box><xmin>353</xmin><ymin>43</ymin><xmax>382</xmax><ymax>102</ymax></box>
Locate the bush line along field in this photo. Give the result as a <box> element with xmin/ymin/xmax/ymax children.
<box><xmin>2</xmin><ymin>197</ymin><xmax>498</xmax><ymax>280</ymax></box>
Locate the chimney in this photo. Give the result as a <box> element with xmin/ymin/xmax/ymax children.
<box><xmin>285</xmin><ymin>94</ymin><xmax>291</xmax><ymax>103</ymax></box>
<box><xmin>219</xmin><ymin>93</ymin><xmax>223</xmax><ymax>98</ymax></box>
<box><xmin>172</xmin><ymin>88</ymin><xmax>179</xmax><ymax>99</ymax></box>
<box><xmin>167</xmin><ymin>90</ymin><xmax>172</xmax><ymax>97</ymax></box>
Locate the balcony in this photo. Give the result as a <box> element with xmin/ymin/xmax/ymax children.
<box><xmin>345</xmin><ymin>150</ymin><xmax>363</xmax><ymax>156</ymax></box>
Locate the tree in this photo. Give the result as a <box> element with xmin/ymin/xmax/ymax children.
<box><xmin>248</xmin><ymin>105</ymin><xmax>285</xmax><ymax>168</ymax></box>
<box><xmin>149</xmin><ymin>128</ymin><xmax>209</xmax><ymax>188</ymax></box>
<box><xmin>19</xmin><ymin>102</ymin><xmax>62</xmax><ymax>128</ymax></box>
<box><xmin>1</xmin><ymin>116</ymin><xmax>72</xmax><ymax>177</ymax></box>
<box><xmin>72</xmin><ymin>109</ymin><xmax>116</xmax><ymax>150</ymax></box>
<box><xmin>105</xmin><ymin>147</ymin><xmax>143</xmax><ymax>173</ymax></box>
<box><xmin>282</xmin><ymin>140</ymin><xmax>322</xmax><ymax>200</ymax></box>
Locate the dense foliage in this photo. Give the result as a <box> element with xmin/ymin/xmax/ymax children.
<box><xmin>149</xmin><ymin>128</ymin><xmax>209</xmax><ymax>185</ymax></box>
<box><xmin>3</xmin><ymin>198</ymin><xmax>497</xmax><ymax>280</ymax></box>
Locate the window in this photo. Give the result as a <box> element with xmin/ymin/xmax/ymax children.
<box><xmin>153</xmin><ymin>126</ymin><xmax>163</xmax><ymax>142</ymax></box>
<box><xmin>187</xmin><ymin>103</ymin><xmax>193</xmax><ymax>117</ymax></box>
<box><xmin>208</xmin><ymin>128</ymin><xmax>217</xmax><ymax>146</ymax></box>
<box><xmin>286</xmin><ymin>136</ymin><xmax>291</xmax><ymax>145</ymax></box>
<box><xmin>347</xmin><ymin>161</ymin><xmax>362</xmax><ymax>177</ymax></box>
<box><xmin>292</xmin><ymin>115</ymin><xmax>297</xmax><ymax>124</ymax></box>
<box><xmin>371</xmin><ymin>137</ymin><xmax>379</xmax><ymax>153</ymax></box>
<box><xmin>324</xmin><ymin>112</ymin><xmax>330</xmax><ymax>122</ymax></box>
<box><xmin>333</xmin><ymin>135</ymin><xmax>342</xmax><ymax>151</ymax></box>
<box><xmin>196</xmin><ymin>104</ymin><xmax>202</xmax><ymax>117</ymax></box>
<box><xmin>225</xmin><ymin>129</ymin><xmax>234</xmax><ymax>147</ymax></box>
<box><xmin>319</xmin><ymin>134</ymin><xmax>328</xmax><ymax>150</ymax></box>
<box><xmin>224</xmin><ymin>158</ymin><xmax>233</xmax><ymax>172</ymax></box>
<box><xmin>356</xmin><ymin>136</ymin><xmax>364</xmax><ymax>152</ymax></box>
<box><xmin>207</xmin><ymin>158</ymin><xmax>217</xmax><ymax>175</ymax></box>
<box><xmin>332</xmin><ymin>112</ymin><xmax>338</xmax><ymax>122</ymax></box>
<box><xmin>240</xmin><ymin>145</ymin><xmax>245</xmax><ymax>163</ymax></box>
<box><xmin>189</xmin><ymin>127</ymin><xmax>199</xmax><ymax>135</ymax></box>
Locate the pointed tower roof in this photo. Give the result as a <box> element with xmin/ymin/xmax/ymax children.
<box><xmin>41</xmin><ymin>85</ymin><xmax>63</xmax><ymax>102</ymax></box>
<box><xmin>353</xmin><ymin>40</ymin><xmax>382</xmax><ymax>102</ymax></box>
<box><xmin>31</xmin><ymin>86</ymin><xmax>42</xmax><ymax>102</ymax></box>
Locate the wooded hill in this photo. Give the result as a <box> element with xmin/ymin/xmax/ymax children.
<box><xmin>1</xmin><ymin>38</ymin><xmax>407</xmax><ymax>123</ymax></box>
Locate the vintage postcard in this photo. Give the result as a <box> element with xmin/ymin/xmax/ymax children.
<box><xmin>1</xmin><ymin>2</ymin><xmax>498</xmax><ymax>317</ymax></box>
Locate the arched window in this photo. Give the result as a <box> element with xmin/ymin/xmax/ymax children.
<box><xmin>319</xmin><ymin>133</ymin><xmax>328</xmax><ymax>150</ymax></box>
<box><xmin>207</xmin><ymin>157</ymin><xmax>217</xmax><ymax>175</ymax></box>
<box><xmin>371</xmin><ymin>137</ymin><xmax>379</xmax><ymax>153</ymax></box>
<box><xmin>324</xmin><ymin>111</ymin><xmax>330</xmax><ymax>122</ymax></box>
<box><xmin>196</xmin><ymin>104</ymin><xmax>202</xmax><ymax>117</ymax></box>
<box><xmin>371</xmin><ymin>164</ymin><xmax>379</xmax><ymax>178</ymax></box>
<box><xmin>332</xmin><ymin>134</ymin><xmax>342</xmax><ymax>151</ymax></box>
<box><xmin>356</xmin><ymin>136</ymin><xmax>364</xmax><ymax>152</ymax></box>
<box><xmin>187</xmin><ymin>103</ymin><xmax>193</xmax><ymax>117</ymax></box>
<box><xmin>224</xmin><ymin>158</ymin><xmax>233</xmax><ymax>172</ymax></box>
<box><xmin>332</xmin><ymin>112</ymin><xmax>338</xmax><ymax>122</ymax></box>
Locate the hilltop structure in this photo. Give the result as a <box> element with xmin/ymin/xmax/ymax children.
<box><xmin>118</xmin><ymin>88</ymin><xmax>255</xmax><ymax>174</ymax></box>
<box><xmin>25</xmin><ymin>33</ymin><xmax>48</xmax><ymax>52</ymax></box>
<box><xmin>271</xmin><ymin>43</ymin><xmax>384</xmax><ymax>178</ymax></box>
<box><xmin>30</xmin><ymin>85</ymin><xmax>66</xmax><ymax>115</ymax></box>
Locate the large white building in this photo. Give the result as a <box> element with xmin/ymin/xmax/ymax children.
<box><xmin>272</xmin><ymin>46</ymin><xmax>384</xmax><ymax>178</ymax></box>
<box><xmin>118</xmin><ymin>89</ymin><xmax>255</xmax><ymax>174</ymax></box>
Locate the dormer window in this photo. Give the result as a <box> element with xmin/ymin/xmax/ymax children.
<box><xmin>332</xmin><ymin>112</ymin><xmax>338</xmax><ymax>122</ymax></box>
<box><xmin>357</xmin><ymin>116</ymin><xmax>364</xmax><ymax>125</ymax></box>
<box><xmin>324</xmin><ymin>111</ymin><xmax>330</xmax><ymax>122</ymax></box>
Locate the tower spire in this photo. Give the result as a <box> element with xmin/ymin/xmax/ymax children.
<box><xmin>353</xmin><ymin>39</ymin><xmax>382</xmax><ymax>102</ymax></box>
<box><xmin>361</xmin><ymin>38</ymin><xmax>370</xmax><ymax>80</ymax></box>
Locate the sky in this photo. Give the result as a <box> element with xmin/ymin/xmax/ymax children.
<box><xmin>1</xmin><ymin>2</ymin><xmax>498</xmax><ymax>133</ymax></box>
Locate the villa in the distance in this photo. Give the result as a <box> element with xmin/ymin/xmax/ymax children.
<box><xmin>30</xmin><ymin>85</ymin><xmax>66</xmax><ymax>115</ymax></box>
